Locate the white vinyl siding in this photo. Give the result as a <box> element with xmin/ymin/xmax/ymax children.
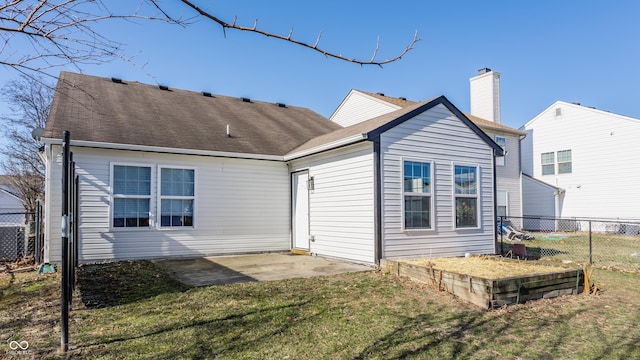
<box><xmin>381</xmin><ymin>104</ymin><xmax>496</xmax><ymax>259</ymax></box>
<box><xmin>289</xmin><ymin>142</ymin><xmax>375</xmax><ymax>264</ymax></box>
<box><xmin>330</xmin><ymin>91</ymin><xmax>400</xmax><ymax>127</ymax></box>
<box><xmin>45</xmin><ymin>147</ymin><xmax>290</xmax><ymax>263</ymax></box>
<box><xmin>522</xmin><ymin>101</ymin><xmax>640</xmax><ymax>219</ymax></box>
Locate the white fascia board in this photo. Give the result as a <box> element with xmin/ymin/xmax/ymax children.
<box><xmin>40</xmin><ymin>137</ymin><xmax>284</xmax><ymax>161</ymax></box>
<box><xmin>284</xmin><ymin>134</ymin><xmax>368</xmax><ymax>161</ymax></box>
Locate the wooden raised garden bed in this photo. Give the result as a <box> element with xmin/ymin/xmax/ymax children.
<box><xmin>382</xmin><ymin>257</ymin><xmax>584</xmax><ymax>309</ymax></box>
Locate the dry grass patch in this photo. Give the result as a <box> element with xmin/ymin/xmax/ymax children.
<box><xmin>405</xmin><ymin>256</ymin><xmax>570</xmax><ymax>279</ymax></box>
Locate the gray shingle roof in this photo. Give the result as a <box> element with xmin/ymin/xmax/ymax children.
<box><xmin>360</xmin><ymin>90</ymin><xmax>526</xmax><ymax>136</ymax></box>
<box><xmin>44</xmin><ymin>72</ymin><xmax>342</xmax><ymax>156</ymax></box>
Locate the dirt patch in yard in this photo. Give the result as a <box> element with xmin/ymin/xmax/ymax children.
<box><xmin>405</xmin><ymin>256</ymin><xmax>570</xmax><ymax>279</ymax></box>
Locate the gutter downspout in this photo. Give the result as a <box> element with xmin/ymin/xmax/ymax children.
<box><xmin>373</xmin><ymin>139</ymin><xmax>382</xmax><ymax>266</ymax></box>
<box><xmin>493</xmin><ymin>149</ymin><xmax>499</xmax><ymax>254</ymax></box>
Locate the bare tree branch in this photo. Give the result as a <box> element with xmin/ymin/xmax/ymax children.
<box><xmin>0</xmin><ymin>0</ymin><xmax>191</xmax><ymax>76</ymax></box>
<box><xmin>0</xmin><ymin>75</ymin><xmax>52</xmax><ymax>212</ymax></box>
<box><xmin>1</xmin><ymin>1</ymin><xmax>418</xmax><ymax>78</ymax></box>
<box><xmin>177</xmin><ymin>0</ymin><xmax>420</xmax><ymax>66</ymax></box>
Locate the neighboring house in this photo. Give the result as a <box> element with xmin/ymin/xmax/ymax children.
<box><xmin>331</xmin><ymin>69</ymin><xmax>526</xmax><ymax>219</ymax></box>
<box><xmin>0</xmin><ymin>176</ymin><xmax>25</xmax><ymax>223</ymax></box>
<box><xmin>41</xmin><ymin>72</ymin><xmax>503</xmax><ymax>265</ymax></box>
<box><xmin>521</xmin><ymin>100</ymin><xmax>640</xmax><ymax>220</ymax></box>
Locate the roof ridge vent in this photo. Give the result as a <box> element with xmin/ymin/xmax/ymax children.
<box><xmin>159</xmin><ymin>85</ymin><xmax>169</xmax><ymax>91</ymax></box>
<box><xmin>202</xmin><ymin>91</ymin><xmax>212</xmax><ymax>97</ymax></box>
<box><xmin>399</xmin><ymin>97</ymin><xmax>407</xmax><ymax>101</ymax></box>
<box><xmin>276</xmin><ymin>102</ymin><xmax>286</xmax><ymax>108</ymax></box>
<box><xmin>241</xmin><ymin>97</ymin><xmax>251</xmax><ymax>102</ymax></box>
<box><xmin>111</xmin><ymin>77</ymin><xmax>123</xmax><ymax>84</ymax></box>
<box><xmin>376</xmin><ymin>92</ymin><xmax>385</xmax><ymax>96</ymax></box>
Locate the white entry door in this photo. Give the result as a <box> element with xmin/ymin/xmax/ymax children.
<box><xmin>292</xmin><ymin>171</ymin><xmax>310</xmax><ymax>250</ymax></box>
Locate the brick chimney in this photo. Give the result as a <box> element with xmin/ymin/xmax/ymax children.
<box><xmin>469</xmin><ymin>68</ymin><xmax>501</xmax><ymax>124</ymax></box>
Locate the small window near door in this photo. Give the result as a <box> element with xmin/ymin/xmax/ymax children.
<box><xmin>403</xmin><ymin>160</ymin><xmax>432</xmax><ymax>230</ymax></box>
<box><xmin>495</xmin><ymin>136</ymin><xmax>506</xmax><ymax>166</ymax></box>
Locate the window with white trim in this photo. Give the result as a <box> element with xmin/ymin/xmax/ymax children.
<box><xmin>557</xmin><ymin>150</ymin><xmax>572</xmax><ymax>174</ymax></box>
<box><xmin>454</xmin><ymin>165</ymin><xmax>478</xmax><ymax>228</ymax></box>
<box><xmin>495</xmin><ymin>136</ymin><xmax>506</xmax><ymax>166</ymax></box>
<box><xmin>497</xmin><ymin>191</ymin><xmax>508</xmax><ymax>217</ymax></box>
<box><xmin>541</xmin><ymin>152</ymin><xmax>555</xmax><ymax>175</ymax></box>
<box><xmin>403</xmin><ymin>160</ymin><xmax>432</xmax><ymax>229</ymax></box>
<box><xmin>160</xmin><ymin>168</ymin><xmax>195</xmax><ymax>227</ymax></box>
<box><xmin>112</xmin><ymin>165</ymin><xmax>151</xmax><ymax>228</ymax></box>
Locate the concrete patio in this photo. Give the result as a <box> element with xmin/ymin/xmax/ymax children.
<box><xmin>154</xmin><ymin>253</ymin><xmax>374</xmax><ymax>286</ymax></box>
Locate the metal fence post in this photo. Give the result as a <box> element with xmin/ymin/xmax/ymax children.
<box><xmin>499</xmin><ymin>216</ymin><xmax>504</xmax><ymax>255</ymax></box>
<box><xmin>589</xmin><ymin>220</ymin><xmax>593</xmax><ymax>265</ymax></box>
<box><xmin>61</xmin><ymin>130</ymin><xmax>70</xmax><ymax>353</ymax></box>
<box><xmin>35</xmin><ymin>200</ymin><xmax>41</xmax><ymax>264</ymax></box>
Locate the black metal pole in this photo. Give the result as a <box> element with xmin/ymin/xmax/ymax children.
<box><xmin>500</xmin><ymin>216</ymin><xmax>504</xmax><ymax>255</ymax></box>
<box><xmin>61</xmin><ymin>131</ymin><xmax>70</xmax><ymax>353</ymax></box>
<box><xmin>35</xmin><ymin>200</ymin><xmax>41</xmax><ymax>264</ymax></box>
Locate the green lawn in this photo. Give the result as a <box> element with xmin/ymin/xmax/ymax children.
<box><xmin>2</xmin><ymin>260</ymin><xmax>640</xmax><ymax>359</ymax></box>
<box><xmin>500</xmin><ymin>231</ymin><xmax>640</xmax><ymax>271</ymax></box>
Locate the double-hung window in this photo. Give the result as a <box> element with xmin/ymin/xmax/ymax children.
<box><xmin>160</xmin><ymin>168</ymin><xmax>195</xmax><ymax>227</ymax></box>
<box><xmin>403</xmin><ymin>160</ymin><xmax>432</xmax><ymax>230</ymax></box>
<box><xmin>112</xmin><ymin>165</ymin><xmax>151</xmax><ymax>228</ymax></box>
<box><xmin>541</xmin><ymin>152</ymin><xmax>555</xmax><ymax>175</ymax></box>
<box><xmin>557</xmin><ymin>150</ymin><xmax>572</xmax><ymax>174</ymax></box>
<box><xmin>495</xmin><ymin>136</ymin><xmax>506</xmax><ymax>166</ymax></box>
<box><xmin>454</xmin><ymin>165</ymin><xmax>478</xmax><ymax>228</ymax></box>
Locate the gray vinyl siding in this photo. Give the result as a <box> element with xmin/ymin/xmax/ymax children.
<box><xmin>46</xmin><ymin>147</ymin><xmax>290</xmax><ymax>263</ymax></box>
<box><xmin>381</xmin><ymin>104</ymin><xmax>496</xmax><ymax>259</ymax></box>
<box><xmin>487</xmin><ymin>131</ymin><xmax>522</xmax><ymax>218</ymax></box>
<box><xmin>289</xmin><ymin>142</ymin><xmax>375</xmax><ymax>264</ymax></box>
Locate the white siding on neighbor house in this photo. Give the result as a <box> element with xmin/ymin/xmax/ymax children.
<box><xmin>522</xmin><ymin>175</ymin><xmax>558</xmax><ymax>218</ymax></box>
<box><xmin>486</xmin><ymin>130</ymin><xmax>522</xmax><ymax>218</ymax></box>
<box><xmin>289</xmin><ymin>142</ymin><xmax>375</xmax><ymax>264</ymax></box>
<box><xmin>46</xmin><ymin>147</ymin><xmax>290</xmax><ymax>263</ymax></box>
<box><xmin>381</xmin><ymin>104</ymin><xmax>496</xmax><ymax>259</ymax></box>
<box><xmin>522</xmin><ymin>101</ymin><xmax>640</xmax><ymax>219</ymax></box>
<box><xmin>330</xmin><ymin>91</ymin><xmax>399</xmax><ymax>127</ymax></box>
<box><xmin>0</xmin><ymin>190</ymin><xmax>23</xmax><ymax>214</ymax></box>
<box><xmin>521</xmin><ymin>175</ymin><xmax>561</xmax><ymax>231</ymax></box>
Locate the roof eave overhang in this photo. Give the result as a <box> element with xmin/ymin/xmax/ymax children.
<box><xmin>284</xmin><ymin>133</ymin><xmax>368</xmax><ymax>161</ymax></box>
<box><xmin>40</xmin><ymin>137</ymin><xmax>285</xmax><ymax>161</ymax></box>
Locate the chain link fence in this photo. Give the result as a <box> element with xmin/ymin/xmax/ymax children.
<box><xmin>0</xmin><ymin>211</ymin><xmax>42</xmax><ymax>265</ymax></box>
<box><xmin>498</xmin><ymin>216</ymin><xmax>640</xmax><ymax>271</ymax></box>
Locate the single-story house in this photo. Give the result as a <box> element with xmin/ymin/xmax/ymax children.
<box><xmin>41</xmin><ymin>72</ymin><xmax>503</xmax><ymax>265</ymax></box>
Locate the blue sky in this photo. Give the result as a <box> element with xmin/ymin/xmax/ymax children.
<box><xmin>2</xmin><ymin>0</ymin><xmax>639</xmax><ymax>130</ymax></box>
